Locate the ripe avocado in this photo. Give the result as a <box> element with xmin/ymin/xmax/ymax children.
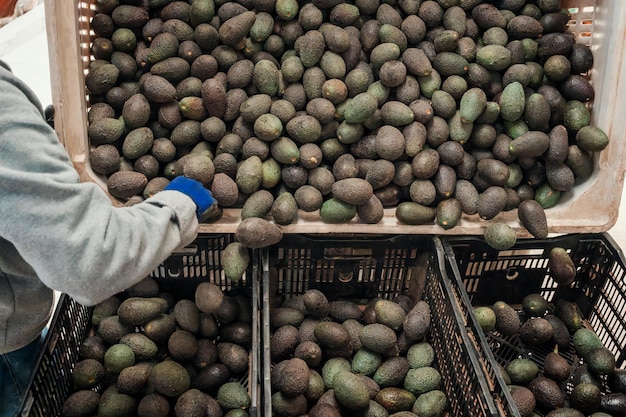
<box><xmin>314</xmin><ymin>321</ymin><xmax>352</xmax><ymax>351</ymax></box>
<box><xmin>275</xmin><ymin>357</ymin><xmax>310</xmax><ymax>397</ymax></box>
<box><xmin>519</xmin><ymin>317</ymin><xmax>553</xmax><ymax>345</ymax></box>
<box><xmin>332</xmin><ymin>178</ymin><xmax>374</xmax><ymax>206</ymax></box>
<box><xmin>375</xmin><ymin>387</ymin><xmax>416</xmax><ymax>414</ymax></box>
<box><xmin>374</xmin><ymin>357</ymin><xmax>410</xmax><ymax>388</ymax></box>
<box><xmin>529</xmin><ymin>375</ymin><xmax>565</xmax><ymax>409</ymax></box>
<box><xmin>509</xmin><ymin>386</ymin><xmax>536</xmax><ymax>417</ymax></box>
<box><xmin>62</xmin><ymin>390</ymin><xmax>100</xmax><ymax>417</ymax></box>
<box><xmin>493</xmin><ymin>300</ymin><xmax>521</xmax><ymax>337</ymax></box>
<box><xmin>518</xmin><ymin>199</ymin><xmax>548</xmax><ymax>239</ymax></box>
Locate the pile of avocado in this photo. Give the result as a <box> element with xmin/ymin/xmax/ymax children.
<box><xmin>61</xmin><ymin>278</ymin><xmax>253</xmax><ymax>417</ymax></box>
<box><xmin>474</xmin><ymin>292</ymin><xmax>626</xmax><ymax>416</ymax></box>
<box><xmin>268</xmin><ymin>288</ymin><xmax>446</xmax><ymax>417</ymax></box>
<box><xmin>84</xmin><ymin>0</ymin><xmax>609</xmax><ymax>236</ymax></box>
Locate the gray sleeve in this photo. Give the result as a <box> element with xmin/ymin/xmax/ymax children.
<box><xmin>0</xmin><ymin>65</ymin><xmax>199</xmax><ymax>306</ymax></box>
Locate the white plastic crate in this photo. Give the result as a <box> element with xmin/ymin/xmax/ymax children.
<box><xmin>44</xmin><ymin>0</ymin><xmax>626</xmax><ymax>235</ymax></box>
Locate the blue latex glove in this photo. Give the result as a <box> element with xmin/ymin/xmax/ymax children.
<box><xmin>164</xmin><ymin>176</ymin><xmax>216</xmax><ymax>220</ymax></box>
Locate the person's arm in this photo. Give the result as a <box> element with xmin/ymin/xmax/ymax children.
<box><xmin>0</xmin><ymin>65</ymin><xmax>209</xmax><ymax>306</ymax></box>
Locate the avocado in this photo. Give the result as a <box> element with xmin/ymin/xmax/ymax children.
<box><xmin>322</xmin><ymin>357</ymin><xmax>352</xmax><ymax>389</ymax></box>
<box><xmin>554</xmin><ymin>299</ymin><xmax>583</xmax><ymax>333</ymax></box>
<box><xmin>305</xmin><ymin>369</ymin><xmax>326</xmax><ymax>403</ymax></box>
<box><xmin>293</xmin><ymin>340</ymin><xmax>322</xmax><ymax>369</ymax></box>
<box><xmin>405</xmin><ymin>343</ymin><xmax>435</xmax><ymax>371</ymax></box>
<box><xmin>117</xmin><ymin>362</ymin><xmax>153</xmax><ymax>395</ymax></box>
<box><xmin>509</xmin><ymin>385</ymin><xmax>536</xmax><ymax>417</ymax></box>
<box><xmin>117</xmin><ymin>297</ymin><xmax>167</xmax><ymax>327</ymax></box>
<box><xmin>86</xmin><ymin>63</ymin><xmax>120</xmax><ymax>95</ymax></box>
<box><xmin>332</xmin><ymin>370</ymin><xmax>371</xmax><ymax>410</ymax></box>
<box><xmin>271</xmin><ymin>192</ymin><xmax>299</xmax><ymax>226</ymax></box>
<box><xmin>274</xmin><ymin>357</ymin><xmax>310</xmax><ymax>397</ymax></box>
<box><xmin>357</xmin><ymin>195</ymin><xmax>385</xmax><ymax>225</ymax></box>
<box><xmin>359</xmin><ymin>323</ymin><xmax>397</xmax><ymax>354</ymax></box>
<box><xmin>548</xmin><ymin>247</ymin><xmax>576</xmax><ymax>286</ymax></box>
<box><xmin>375</xmin><ymin>387</ymin><xmax>416</xmax><ymax>414</ymax></box>
<box><xmin>217</xmin><ymin>381</ymin><xmax>251</xmax><ymax>410</ymax></box>
<box><xmin>587</xmin><ymin>346</ymin><xmax>616</xmax><ymax>376</ymax></box>
<box><xmin>411</xmin><ymin>389</ymin><xmax>447</xmax><ymax>417</ymax></box>
<box><xmin>271</xmin><ymin>392</ymin><xmax>307</xmax><ymax>416</ymax></box>
<box><xmin>600</xmin><ymin>393</ymin><xmax>626</xmax><ymax>416</ymax></box>
<box><xmin>142</xmin><ymin>313</ymin><xmax>176</xmax><ymax>343</ymax></box>
<box><xmin>71</xmin><ymin>358</ymin><xmax>106</xmax><ymax>390</ymax></box>
<box><xmin>332</xmin><ymin>178</ymin><xmax>374</xmax><ymax>206</ymax></box>
<box><xmin>569</xmin><ymin>383</ymin><xmax>601</xmax><ymax>414</ymax></box>
<box><xmin>529</xmin><ymin>375</ymin><xmax>565</xmax><ymax>409</ymax></box>
<box><xmin>104</xmin><ymin>343</ymin><xmax>135</xmax><ymax>375</ymax></box>
<box><xmin>576</xmin><ymin>126</ymin><xmax>609</xmax><ymax>152</ymax></box>
<box><xmin>62</xmin><ymin>389</ymin><xmax>100</xmax><ymax>417</ymax></box>
<box><xmin>505</xmin><ymin>358</ymin><xmax>539</xmax><ymax>385</ymax></box>
<box><xmin>374</xmin><ymin>299</ymin><xmax>407</xmax><ymax>331</ymax></box>
<box><xmin>235</xmin><ymin>217</ymin><xmax>283</xmax><ymax>249</ymax></box>
<box><xmin>119</xmin><ymin>333</ymin><xmax>158</xmax><ymax>361</ymax></box>
<box><xmin>167</xmin><ymin>329</ymin><xmax>198</xmax><ymax>363</ymax></box>
<box><xmin>320</xmin><ymin>198</ymin><xmax>357</xmax><ymax>223</ymax></box>
<box><xmin>493</xmin><ymin>301</ymin><xmax>521</xmax><ymax>337</ymax></box>
<box><xmin>97</xmin><ymin>385</ymin><xmax>136</xmax><ymax>417</ymax></box>
<box><xmin>518</xmin><ymin>199</ymin><xmax>548</xmax><ymax>239</ymax></box>
<box><xmin>314</xmin><ymin>321</ymin><xmax>351</xmax><ymax>351</ymax></box>
<box><xmin>352</xmin><ymin>348</ymin><xmax>383</xmax><ymax>376</ymax></box>
<box><xmin>478</xmin><ymin>186</ymin><xmax>508</xmax><ymax>220</ymax></box>
<box><xmin>97</xmin><ymin>315</ymin><xmax>134</xmax><ymax>346</ymax></box>
<box><xmin>374</xmin><ymin>357</ymin><xmax>410</xmax><ymax>388</ymax></box>
<box><xmin>544</xmin><ymin>350</ymin><xmax>572</xmax><ymax>382</ymax></box>
<box><xmin>520</xmin><ymin>317</ymin><xmax>553</xmax><ymax>345</ymax></box>
<box><xmin>403</xmin><ymin>366</ymin><xmax>442</xmax><ymax>396</ymax></box>
<box><xmin>403</xmin><ymin>300</ymin><xmax>431</xmax><ymax>342</ymax></box>
<box><xmin>302</xmin><ymin>289</ymin><xmax>329</xmax><ymax>318</ymax></box>
<box><xmin>271</xmin><ymin>307</ymin><xmax>305</xmax><ymax>329</ymax></box>
<box><xmin>564</xmin><ymin>100</ymin><xmax>591</xmax><ymax>132</ymax></box>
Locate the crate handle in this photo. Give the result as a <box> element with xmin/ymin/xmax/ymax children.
<box><xmin>323</xmin><ymin>247</ymin><xmax>373</xmax><ymax>260</ymax></box>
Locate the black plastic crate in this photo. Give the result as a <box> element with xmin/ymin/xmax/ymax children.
<box><xmin>440</xmin><ymin>233</ymin><xmax>626</xmax><ymax>417</ymax></box>
<box><xmin>261</xmin><ymin>234</ymin><xmax>500</xmax><ymax>417</ymax></box>
<box><xmin>20</xmin><ymin>233</ymin><xmax>260</xmax><ymax>417</ymax></box>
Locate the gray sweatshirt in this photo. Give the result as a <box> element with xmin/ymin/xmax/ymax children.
<box><xmin>0</xmin><ymin>64</ymin><xmax>200</xmax><ymax>353</ymax></box>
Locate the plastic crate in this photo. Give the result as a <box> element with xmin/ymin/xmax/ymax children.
<box><xmin>43</xmin><ymin>0</ymin><xmax>626</xmax><ymax>235</ymax></box>
<box><xmin>261</xmin><ymin>234</ymin><xmax>501</xmax><ymax>417</ymax></box>
<box><xmin>440</xmin><ymin>233</ymin><xmax>626</xmax><ymax>417</ymax></box>
<box><xmin>19</xmin><ymin>234</ymin><xmax>261</xmax><ymax>417</ymax></box>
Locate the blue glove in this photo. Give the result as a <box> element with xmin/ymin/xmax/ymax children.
<box><xmin>165</xmin><ymin>176</ymin><xmax>216</xmax><ymax>219</ymax></box>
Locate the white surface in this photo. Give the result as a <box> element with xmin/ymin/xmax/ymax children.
<box><xmin>2</xmin><ymin>3</ymin><xmax>626</xmax><ymax>249</ymax></box>
<box><xmin>0</xmin><ymin>3</ymin><xmax>50</xmax><ymax>107</ymax></box>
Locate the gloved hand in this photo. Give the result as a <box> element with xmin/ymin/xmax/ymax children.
<box><xmin>164</xmin><ymin>176</ymin><xmax>216</xmax><ymax>220</ymax></box>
